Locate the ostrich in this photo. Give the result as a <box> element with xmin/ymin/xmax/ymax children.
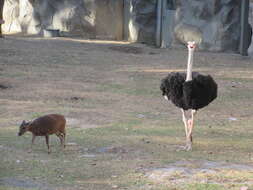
<box><xmin>160</xmin><ymin>41</ymin><xmax>217</xmax><ymax>151</ymax></box>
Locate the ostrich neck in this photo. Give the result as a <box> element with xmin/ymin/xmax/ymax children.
<box><xmin>186</xmin><ymin>49</ymin><xmax>194</xmax><ymax>81</ymax></box>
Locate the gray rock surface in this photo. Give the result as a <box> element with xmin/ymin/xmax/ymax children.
<box><xmin>1</xmin><ymin>0</ymin><xmax>252</xmax><ymax>52</ymax></box>
<box><xmin>173</xmin><ymin>0</ymin><xmax>243</xmax><ymax>52</ymax></box>
<box><xmin>126</xmin><ymin>0</ymin><xmax>252</xmax><ymax>52</ymax></box>
<box><xmin>124</xmin><ymin>0</ymin><xmax>157</xmax><ymax>44</ymax></box>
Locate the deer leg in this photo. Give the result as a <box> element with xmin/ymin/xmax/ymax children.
<box><xmin>31</xmin><ymin>134</ymin><xmax>36</xmax><ymax>147</ymax></box>
<box><xmin>59</xmin><ymin>134</ymin><xmax>64</xmax><ymax>148</ymax></box>
<box><xmin>55</xmin><ymin>132</ymin><xmax>62</xmax><ymax>144</ymax></box>
<box><xmin>59</xmin><ymin>133</ymin><xmax>65</xmax><ymax>149</ymax></box>
<box><xmin>45</xmin><ymin>135</ymin><xmax>51</xmax><ymax>154</ymax></box>
<box><xmin>62</xmin><ymin>132</ymin><xmax>66</xmax><ymax>148</ymax></box>
<box><xmin>56</xmin><ymin>132</ymin><xmax>65</xmax><ymax>149</ymax></box>
<box><xmin>28</xmin><ymin>134</ymin><xmax>36</xmax><ymax>153</ymax></box>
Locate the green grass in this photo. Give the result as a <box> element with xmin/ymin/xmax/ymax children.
<box><xmin>2</xmin><ymin>110</ymin><xmax>253</xmax><ymax>190</ymax></box>
<box><xmin>96</xmin><ymin>82</ymin><xmax>158</xmax><ymax>96</ymax></box>
<box><xmin>186</xmin><ymin>184</ymin><xmax>226</xmax><ymax>190</ymax></box>
<box><xmin>0</xmin><ymin>188</ymin><xmax>41</xmax><ymax>190</ymax></box>
<box><xmin>2</xmin><ymin>117</ymin><xmax>253</xmax><ymax>189</ymax></box>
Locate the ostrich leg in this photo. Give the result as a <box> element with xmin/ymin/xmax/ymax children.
<box><xmin>181</xmin><ymin>109</ymin><xmax>188</xmax><ymax>140</ymax></box>
<box><xmin>186</xmin><ymin>109</ymin><xmax>197</xmax><ymax>151</ymax></box>
<box><xmin>181</xmin><ymin>109</ymin><xmax>193</xmax><ymax>151</ymax></box>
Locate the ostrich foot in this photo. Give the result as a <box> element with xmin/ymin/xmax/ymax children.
<box><xmin>176</xmin><ymin>143</ymin><xmax>192</xmax><ymax>151</ymax></box>
<box><xmin>27</xmin><ymin>148</ymin><xmax>32</xmax><ymax>153</ymax></box>
<box><xmin>184</xmin><ymin>140</ymin><xmax>192</xmax><ymax>151</ymax></box>
<box><xmin>184</xmin><ymin>143</ymin><xmax>192</xmax><ymax>151</ymax></box>
<box><xmin>176</xmin><ymin>145</ymin><xmax>186</xmax><ymax>151</ymax></box>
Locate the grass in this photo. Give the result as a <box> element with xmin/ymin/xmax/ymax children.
<box><xmin>2</xmin><ymin>118</ymin><xmax>253</xmax><ymax>189</ymax></box>
<box><xmin>96</xmin><ymin>82</ymin><xmax>158</xmax><ymax>96</ymax></box>
<box><xmin>186</xmin><ymin>184</ymin><xmax>226</xmax><ymax>190</ymax></box>
<box><xmin>1</xmin><ymin>36</ymin><xmax>253</xmax><ymax>189</ymax></box>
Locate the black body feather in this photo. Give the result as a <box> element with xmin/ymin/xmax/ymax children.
<box><xmin>160</xmin><ymin>72</ymin><xmax>217</xmax><ymax>110</ymax></box>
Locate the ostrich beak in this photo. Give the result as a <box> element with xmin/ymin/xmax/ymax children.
<box><xmin>164</xmin><ymin>95</ymin><xmax>169</xmax><ymax>101</ymax></box>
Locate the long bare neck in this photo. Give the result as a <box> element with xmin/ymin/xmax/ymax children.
<box><xmin>186</xmin><ymin>49</ymin><xmax>194</xmax><ymax>81</ymax></box>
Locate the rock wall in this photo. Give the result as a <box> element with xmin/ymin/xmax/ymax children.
<box><xmin>124</xmin><ymin>0</ymin><xmax>251</xmax><ymax>52</ymax></box>
<box><xmin>2</xmin><ymin>0</ymin><xmax>123</xmax><ymax>40</ymax></box>
<box><xmin>124</xmin><ymin>0</ymin><xmax>157</xmax><ymax>44</ymax></box>
<box><xmin>2</xmin><ymin>0</ymin><xmax>252</xmax><ymax>52</ymax></box>
<box><xmin>173</xmin><ymin>0</ymin><xmax>243</xmax><ymax>52</ymax></box>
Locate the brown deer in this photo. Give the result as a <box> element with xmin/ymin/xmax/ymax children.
<box><xmin>18</xmin><ymin>114</ymin><xmax>66</xmax><ymax>154</ymax></box>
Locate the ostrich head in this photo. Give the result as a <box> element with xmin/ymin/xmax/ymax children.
<box><xmin>187</xmin><ymin>41</ymin><xmax>196</xmax><ymax>51</ymax></box>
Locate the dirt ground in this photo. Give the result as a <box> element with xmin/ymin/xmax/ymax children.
<box><xmin>1</xmin><ymin>36</ymin><xmax>253</xmax><ymax>190</ymax></box>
